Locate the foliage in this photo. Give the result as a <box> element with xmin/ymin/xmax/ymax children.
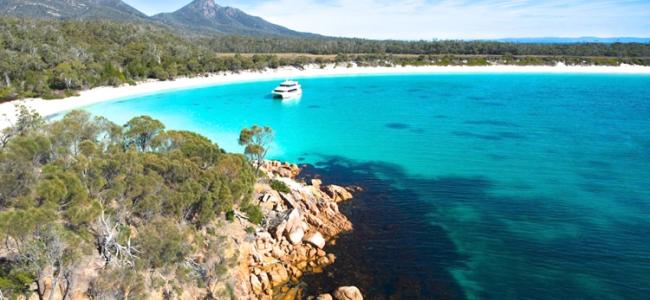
<box><xmin>238</xmin><ymin>125</ymin><xmax>274</xmax><ymax>174</ymax></box>
<box><xmin>270</xmin><ymin>179</ymin><xmax>290</xmax><ymax>194</ymax></box>
<box><xmin>241</xmin><ymin>202</ymin><xmax>264</xmax><ymax>225</ymax></box>
<box><xmin>0</xmin><ymin>108</ymin><xmax>256</xmax><ymax>298</ymax></box>
<box><xmin>1</xmin><ymin>17</ymin><xmax>649</xmax><ymax>102</ymax></box>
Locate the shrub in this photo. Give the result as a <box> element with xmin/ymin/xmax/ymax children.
<box><xmin>225</xmin><ymin>210</ymin><xmax>235</xmax><ymax>221</ymax></box>
<box><xmin>270</xmin><ymin>179</ymin><xmax>290</xmax><ymax>193</ymax></box>
<box><xmin>241</xmin><ymin>203</ymin><xmax>263</xmax><ymax>225</ymax></box>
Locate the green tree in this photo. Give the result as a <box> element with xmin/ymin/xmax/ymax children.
<box><xmin>238</xmin><ymin>125</ymin><xmax>274</xmax><ymax>174</ymax></box>
<box><xmin>123</xmin><ymin>116</ymin><xmax>165</xmax><ymax>151</ymax></box>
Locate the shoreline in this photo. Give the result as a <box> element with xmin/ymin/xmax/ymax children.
<box><xmin>2</xmin><ymin>63</ymin><xmax>650</xmax><ymax>129</ymax></box>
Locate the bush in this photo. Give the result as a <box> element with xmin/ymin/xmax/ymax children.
<box><xmin>138</xmin><ymin>219</ymin><xmax>191</xmax><ymax>268</ymax></box>
<box><xmin>241</xmin><ymin>203</ymin><xmax>263</xmax><ymax>225</ymax></box>
<box><xmin>270</xmin><ymin>179</ymin><xmax>290</xmax><ymax>193</ymax></box>
<box><xmin>225</xmin><ymin>210</ymin><xmax>235</xmax><ymax>221</ymax></box>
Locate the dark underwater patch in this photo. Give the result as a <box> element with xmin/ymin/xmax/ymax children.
<box><xmin>580</xmin><ymin>182</ymin><xmax>608</xmax><ymax>193</ymax></box>
<box><xmin>410</xmin><ymin>128</ymin><xmax>426</xmax><ymax>134</ymax></box>
<box><xmin>496</xmin><ymin>131</ymin><xmax>526</xmax><ymax>139</ymax></box>
<box><xmin>386</xmin><ymin>122</ymin><xmax>410</xmax><ymax>129</ymax></box>
<box><xmin>478</xmin><ymin>101</ymin><xmax>505</xmax><ymax>107</ymax></box>
<box><xmin>434</xmin><ymin>114</ymin><xmax>448</xmax><ymax>119</ymax></box>
<box><xmin>586</xmin><ymin>160</ymin><xmax>611</xmax><ymax>169</ymax></box>
<box><xmin>298</xmin><ymin>157</ymin><xmax>467</xmax><ymax>300</ymax></box>
<box><xmin>307</xmin><ymin>105</ymin><xmax>321</xmax><ymax>109</ymax></box>
<box><xmin>408</xmin><ymin>88</ymin><xmax>425</xmax><ymax>93</ymax></box>
<box><xmin>452</xmin><ymin>131</ymin><xmax>502</xmax><ymax>140</ymax></box>
<box><xmin>464</xmin><ymin>120</ymin><xmax>521</xmax><ymax>128</ymax></box>
<box><xmin>487</xmin><ymin>153</ymin><xmax>509</xmax><ymax>160</ymax></box>
<box><xmin>452</xmin><ymin>131</ymin><xmax>525</xmax><ymax>141</ymax></box>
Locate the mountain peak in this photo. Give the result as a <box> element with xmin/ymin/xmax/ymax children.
<box><xmin>154</xmin><ymin>0</ymin><xmax>317</xmax><ymax>38</ymax></box>
<box><xmin>185</xmin><ymin>0</ymin><xmax>221</xmax><ymax>18</ymax></box>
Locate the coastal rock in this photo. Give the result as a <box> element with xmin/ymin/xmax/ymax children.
<box><xmin>288</xmin><ymin>226</ymin><xmax>305</xmax><ymax>245</ymax></box>
<box><xmin>272</xmin><ymin>245</ymin><xmax>285</xmax><ymax>259</ymax></box>
<box><xmin>243</xmin><ymin>160</ymin><xmax>359</xmax><ymax>299</ymax></box>
<box><xmin>286</xmin><ymin>209</ymin><xmax>301</xmax><ymax>229</ymax></box>
<box><xmin>322</xmin><ymin>185</ymin><xmax>353</xmax><ymax>202</ymax></box>
<box><xmin>250</xmin><ymin>274</ymin><xmax>263</xmax><ymax>295</ymax></box>
<box><xmin>274</xmin><ymin>220</ymin><xmax>288</xmax><ymax>240</ymax></box>
<box><xmin>259</xmin><ymin>272</ymin><xmax>271</xmax><ymax>290</ymax></box>
<box><xmin>304</xmin><ymin>231</ymin><xmax>326</xmax><ymax>249</ymax></box>
<box><xmin>267</xmin><ymin>264</ymin><xmax>290</xmax><ymax>286</ymax></box>
<box><xmin>311</xmin><ymin>178</ymin><xmax>322</xmax><ymax>188</ymax></box>
<box><xmin>333</xmin><ymin>286</ymin><xmax>363</xmax><ymax>300</ymax></box>
<box><xmin>317</xmin><ymin>294</ymin><xmax>333</xmax><ymax>300</ymax></box>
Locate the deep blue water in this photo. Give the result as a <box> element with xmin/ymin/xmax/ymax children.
<box><xmin>83</xmin><ymin>73</ymin><xmax>650</xmax><ymax>299</ymax></box>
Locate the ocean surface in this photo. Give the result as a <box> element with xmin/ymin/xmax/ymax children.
<box><xmin>83</xmin><ymin>73</ymin><xmax>650</xmax><ymax>299</ymax></box>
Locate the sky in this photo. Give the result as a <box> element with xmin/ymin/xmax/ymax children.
<box><xmin>124</xmin><ymin>0</ymin><xmax>650</xmax><ymax>40</ymax></box>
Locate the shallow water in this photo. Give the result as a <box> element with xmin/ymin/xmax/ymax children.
<box><xmin>84</xmin><ymin>73</ymin><xmax>650</xmax><ymax>299</ymax></box>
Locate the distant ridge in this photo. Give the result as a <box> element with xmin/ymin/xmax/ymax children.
<box><xmin>0</xmin><ymin>0</ymin><xmax>320</xmax><ymax>38</ymax></box>
<box><xmin>0</xmin><ymin>0</ymin><xmax>149</xmax><ymax>22</ymax></box>
<box><xmin>152</xmin><ymin>0</ymin><xmax>318</xmax><ymax>38</ymax></box>
<box><xmin>491</xmin><ymin>37</ymin><xmax>650</xmax><ymax>44</ymax></box>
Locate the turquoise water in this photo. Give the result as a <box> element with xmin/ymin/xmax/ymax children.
<box><xmin>84</xmin><ymin>73</ymin><xmax>650</xmax><ymax>299</ymax></box>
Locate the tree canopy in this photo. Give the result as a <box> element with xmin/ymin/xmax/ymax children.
<box><xmin>0</xmin><ymin>107</ymin><xmax>257</xmax><ymax>298</ymax></box>
<box><xmin>239</xmin><ymin>125</ymin><xmax>274</xmax><ymax>174</ymax></box>
<box><xmin>1</xmin><ymin>17</ymin><xmax>649</xmax><ymax>102</ymax></box>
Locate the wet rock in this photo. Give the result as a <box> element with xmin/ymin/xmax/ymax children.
<box><xmin>317</xmin><ymin>294</ymin><xmax>333</xmax><ymax>300</ymax></box>
<box><xmin>311</xmin><ymin>179</ymin><xmax>322</xmax><ymax>188</ymax></box>
<box><xmin>322</xmin><ymin>185</ymin><xmax>353</xmax><ymax>202</ymax></box>
<box><xmin>333</xmin><ymin>286</ymin><xmax>363</xmax><ymax>300</ymax></box>
<box><xmin>317</xmin><ymin>256</ymin><xmax>330</xmax><ymax>265</ymax></box>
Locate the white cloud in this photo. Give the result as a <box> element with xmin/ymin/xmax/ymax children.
<box><xmin>232</xmin><ymin>0</ymin><xmax>650</xmax><ymax>39</ymax></box>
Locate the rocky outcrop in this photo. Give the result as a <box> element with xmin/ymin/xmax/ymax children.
<box><xmin>259</xmin><ymin>160</ymin><xmax>301</xmax><ymax>179</ymax></box>
<box><xmin>321</xmin><ymin>185</ymin><xmax>353</xmax><ymax>202</ymax></box>
<box><xmin>333</xmin><ymin>286</ymin><xmax>363</xmax><ymax>300</ymax></box>
<box><xmin>241</xmin><ymin>161</ymin><xmax>360</xmax><ymax>299</ymax></box>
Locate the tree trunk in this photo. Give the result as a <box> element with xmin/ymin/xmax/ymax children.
<box><xmin>48</xmin><ymin>272</ymin><xmax>62</xmax><ymax>300</ymax></box>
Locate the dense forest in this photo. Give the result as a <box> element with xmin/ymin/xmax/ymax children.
<box><xmin>1</xmin><ymin>17</ymin><xmax>649</xmax><ymax>101</ymax></box>
<box><xmin>0</xmin><ymin>106</ymin><xmax>261</xmax><ymax>298</ymax></box>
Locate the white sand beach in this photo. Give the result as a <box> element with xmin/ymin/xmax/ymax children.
<box><xmin>2</xmin><ymin>63</ymin><xmax>650</xmax><ymax>129</ymax></box>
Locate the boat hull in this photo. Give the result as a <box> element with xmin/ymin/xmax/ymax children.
<box><xmin>272</xmin><ymin>90</ymin><xmax>302</xmax><ymax>99</ymax></box>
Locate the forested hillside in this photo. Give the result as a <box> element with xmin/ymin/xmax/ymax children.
<box><xmin>0</xmin><ymin>106</ymin><xmax>259</xmax><ymax>298</ymax></box>
<box><xmin>1</xmin><ymin>17</ymin><xmax>649</xmax><ymax>102</ymax></box>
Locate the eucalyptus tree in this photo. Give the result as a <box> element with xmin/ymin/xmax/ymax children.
<box><xmin>238</xmin><ymin>125</ymin><xmax>274</xmax><ymax>174</ymax></box>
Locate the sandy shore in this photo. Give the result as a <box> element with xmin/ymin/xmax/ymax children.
<box><xmin>2</xmin><ymin>63</ymin><xmax>649</xmax><ymax>129</ymax></box>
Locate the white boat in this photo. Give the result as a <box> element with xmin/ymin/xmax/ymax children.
<box><xmin>272</xmin><ymin>80</ymin><xmax>302</xmax><ymax>99</ymax></box>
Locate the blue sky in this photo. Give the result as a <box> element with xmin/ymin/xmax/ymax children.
<box><xmin>125</xmin><ymin>0</ymin><xmax>650</xmax><ymax>39</ymax></box>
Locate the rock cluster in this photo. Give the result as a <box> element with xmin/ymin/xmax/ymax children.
<box><xmin>244</xmin><ymin>161</ymin><xmax>359</xmax><ymax>299</ymax></box>
<box><xmin>308</xmin><ymin>286</ymin><xmax>363</xmax><ymax>300</ymax></box>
